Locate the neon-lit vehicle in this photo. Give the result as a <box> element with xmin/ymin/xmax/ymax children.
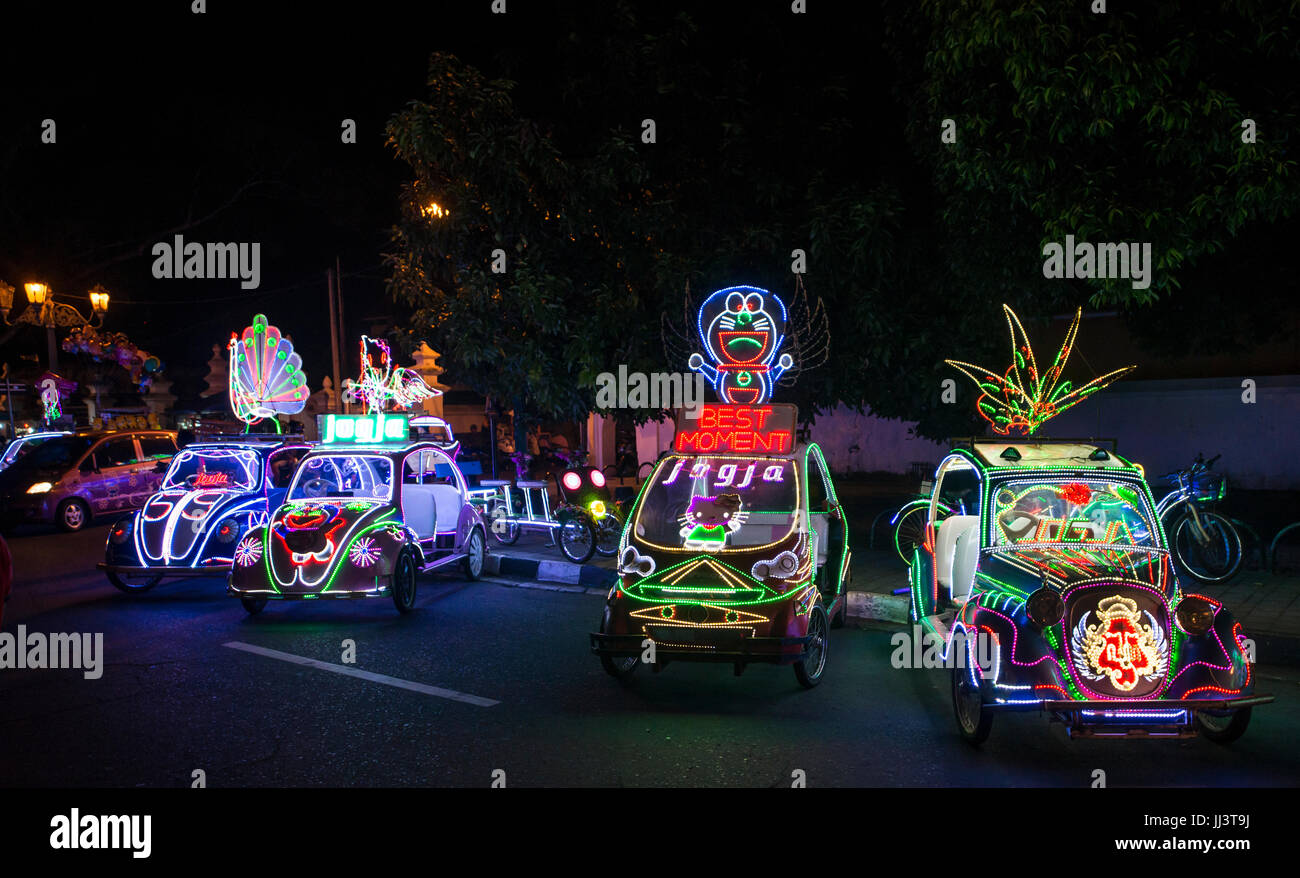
<box><xmin>911</xmin><ymin>440</ymin><xmax>1272</xmax><ymax>743</ymax></box>
<box><xmin>0</xmin><ymin>431</ymin><xmax>71</xmax><ymax>473</ymax></box>
<box><xmin>227</xmin><ymin>413</ymin><xmax>487</xmax><ymax>614</ymax></box>
<box><xmin>98</xmin><ymin>437</ymin><xmax>310</xmax><ymax>592</ymax></box>
<box><xmin>590</xmin><ymin>402</ymin><xmax>851</xmax><ymax>688</ymax></box>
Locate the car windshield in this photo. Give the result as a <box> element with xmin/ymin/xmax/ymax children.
<box><xmin>163</xmin><ymin>447</ymin><xmax>261</xmax><ymax>491</ymax></box>
<box><xmin>17</xmin><ymin>436</ymin><xmax>94</xmax><ymax>471</ymax></box>
<box><xmin>991</xmin><ymin>478</ymin><xmax>1157</xmax><ymax>549</ymax></box>
<box><xmin>289</xmin><ymin>453</ymin><xmax>393</xmax><ymax>502</ymax></box>
<box><xmin>633</xmin><ymin>455</ymin><xmax>800</xmax><ymax>552</ymax></box>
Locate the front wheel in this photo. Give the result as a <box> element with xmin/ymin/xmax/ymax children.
<box><xmin>391</xmin><ymin>548</ymin><xmax>418</xmax><ymax>614</ymax></box>
<box><xmin>106</xmin><ymin>570</ymin><xmax>164</xmax><ymax>593</ymax></box>
<box><xmin>57</xmin><ymin>499</ymin><xmax>90</xmax><ymax>533</ymax></box>
<box><xmin>1173</xmin><ymin>511</ymin><xmax>1242</xmax><ymax>583</ymax></box>
<box><xmin>1196</xmin><ymin>707</ymin><xmax>1251</xmax><ymax>744</ymax></box>
<box><xmin>793</xmin><ymin>605</ymin><xmax>829</xmax><ymax>689</ymax></box>
<box><xmin>488</xmin><ymin>500</ymin><xmax>520</xmax><ymax>546</ymax></box>
<box><xmin>892</xmin><ymin>504</ymin><xmax>928</xmax><ymax>565</ymax></box>
<box><xmin>952</xmin><ymin>662</ymin><xmax>993</xmax><ymax>745</ymax></box>
<box><xmin>593</xmin><ymin>511</ymin><xmax>622</xmax><ymax>557</ymax></box>
<box><xmin>598</xmin><ymin>608</ymin><xmax>639</xmax><ymax>682</ymax></box>
<box><xmin>240</xmin><ymin>597</ymin><xmax>267</xmax><ymax>615</ymax></box>
<box><xmin>559</xmin><ymin>516</ymin><xmax>596</xmax><ymax>564</ymax></box>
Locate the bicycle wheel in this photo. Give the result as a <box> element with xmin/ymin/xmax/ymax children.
<box><xmin>1173</xmin><ymin>511</ymin><xmax>1242</xmax><ymax>583</ymax></box>
<box><xmin>1269</xmin><ymin>521</ymin><xmax>1300</xmax><ymax>575</ymax></box>
<box><xmin>892</xmin><ymin>504</ymin><xmax>929</xmax><ymax>565</ymax></box>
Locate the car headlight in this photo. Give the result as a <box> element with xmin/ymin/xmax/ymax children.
<box><xmin>1026</xmin><ymin>587</ymin><xmax>1065</xmax><ymax>627</ymax></box>
<box><xmin>215</xmin><ymin>518</ymin><xmax>240</xmax><ymax>543</ymax></box>
<box><xmin>26</xmin><ymin>481</ymin><xmax>53</xmax><ymax>494</ymax></box>
<box><xmin>1175</xmin><ymin>596</ymin><xmax>1216</xmax><ymax>636</ymax></box>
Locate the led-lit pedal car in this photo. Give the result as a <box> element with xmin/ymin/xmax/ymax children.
<box><xmin>910</xmin><ymin>440</ymin><xmax>1272</xmax><ymax>743</ymax></box>
<box><xmin>590</xmin><ymin>403</ymin><xmax>851</xmax><ymax>688</ymax></box>
<box><xmin>227</xmin><ymin>413</ymin><xmax>487</xmax><ymax>614</ymax></box>
<box><xmin>99</xmin><ymin>436</ymin><xmax>310</xmax><ymax>592</ymax></box>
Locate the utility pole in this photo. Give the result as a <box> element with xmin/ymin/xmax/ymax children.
<box><xmin>335</xmin><ymin>256</ymin><xmax>346</xmax><ymax>393</ymax></box>
<box><xmin>327</xmin><ymin>268</ymin><xmax>342</xmax><ymax>413</ymax></box>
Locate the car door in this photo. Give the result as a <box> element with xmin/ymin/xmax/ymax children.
<box><xmin>806</xmin><ymin>448</ymin><xmax>846</xmax><ymax>602</ymax></box>
<box><xmin>135</xmin><ymin>434</ymin><xmax>178</xmax><ymax>501</ymax></box>
<box><xmin>90</xmin><ymin>436</ymin><xmax>140</xmax><ymax>515</ymax></box>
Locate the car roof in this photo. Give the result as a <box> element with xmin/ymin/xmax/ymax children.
<box><xmin>965</xmin><ymin>441</ymin><xmax>1139</xmax><ymax>472</ymax></box>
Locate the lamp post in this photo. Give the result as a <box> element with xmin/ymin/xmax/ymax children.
<box><xmin>0</xmin><ymin>281</ymin><xmax>109</xmax><ymax>371</ymax></box>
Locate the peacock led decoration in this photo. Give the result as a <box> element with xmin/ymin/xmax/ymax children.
<box><xmin>228</xmin><ymin>314</ymin><xmax>308</xmax><ymax>432</ymax></box>
<box><xmin>350</xmin><ymin>335</ymin><xmax>441</xmax><ymax>414</ymax></box>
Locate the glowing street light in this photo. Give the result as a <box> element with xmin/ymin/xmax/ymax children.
<box><xmin>0</xmin><ymin>280</ymin><xmax>110</xmax><ymax>370</ymax></box>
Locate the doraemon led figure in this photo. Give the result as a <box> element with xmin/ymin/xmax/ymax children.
<box><xmin>688</xmin><ymin>286</ymin><xmax>793</xmax><ymax>405</ymax></box>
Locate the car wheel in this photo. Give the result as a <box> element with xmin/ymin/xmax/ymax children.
<box><xmin>594</xmin><ymin>511</ymin><xmax>622</xmax><ymax>557</ymax></box>
<box><xmin>462</xmin><ymin>526</ymin><xmax>485</xmax><ymax>581</ymax></box>
<box><xmin>391</xmin><ymin>548</ymin><xmax>418</xmax><ymax>614</ymax></box>
<box><xmin>793</xmin><ymin>605</ymin><xmax>829</xmax><ymax>689</ymax></box>
<box><xmin>1196</xmin><ymin>707</ymin><xmax>1251</xmax><ymax>744</ymax></box>
<box><xmin>559</xmin><ymin>516</ymin><xmax>596</xmax><ymax>564</ymax></box>
<box><xmin>106</xmin><ymin>570</ymin><xmax>164</xmax><ymax>593</ymax></box>
<box><xmin>57</xmin><ymin>499</ymin><xmax>90</xmax><ymax>533</ymax></box>
<box><xmin>598</xmin><ymin>607</ymin><xmax>639</xmax><ymax>682</ymax></box>
<box><xmin>241</xmin><ymin>597</ymin><xmax>267</xmax><ymax>615</ymax></box>
<box><xmin>952</xmin><ymin>661</ymin><xmax>993</xmax><ymax>745</ymax></box>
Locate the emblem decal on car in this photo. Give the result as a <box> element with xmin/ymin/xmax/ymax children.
<box><xmin>1070</xmin><ymin>595</ymin><xmax>1168</xmax><ymax>692</ymax></box>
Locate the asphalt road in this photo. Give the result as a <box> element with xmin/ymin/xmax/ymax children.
<box><xmin>3</xmin><ymin>523</ymin><xmax>1299</xmax><ymax>787</ymax></box>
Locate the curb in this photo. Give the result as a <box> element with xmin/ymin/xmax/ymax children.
<box><xmin>484</xmin><ymin>552</ymin><xmax>617</xmax><ymax>589</ymax></box>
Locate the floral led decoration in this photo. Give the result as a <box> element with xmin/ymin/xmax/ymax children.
<box><xmin>945</xmin><ymin>305</ymin><xmax>1135</xmax><ymax>436</ymax></box>
<box><xmin>228</xmin><ymin>314</ymin><xmax>308</xmax><ymax>432</ymax></box>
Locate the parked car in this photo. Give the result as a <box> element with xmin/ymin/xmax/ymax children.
<box><xmin>908</xmin><ymin>439</ymin><xmax>1272</xmax><ymax>743</ymax></box>
<box><xmin>0</xmin><ymin>430</ymin><xmax>178</xmax><ymax>532</ymax></box>
<box><xmin>98</xmin><ymin>436</ymin><xmax>311</xmax><ymax>592</ymax></box>
<box><xmin>228</xmin><ymin>413</ymin><xmax>487</xmax><ymax>614</ymax></box>
<box><xmin>590</xmin><ymin>403</ymin><xmax>851</xmax><ymax>688</ymax></box>
<box><xmin>0</xmin><ymin>431</ymin><xmax>71</xmax><ymax>473</ymax></box>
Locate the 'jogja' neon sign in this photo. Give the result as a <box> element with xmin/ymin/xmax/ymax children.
<box><xmin>320</xmin><ymin>412</ymin><xmax>409</xmax><ymax>445</ymax></box>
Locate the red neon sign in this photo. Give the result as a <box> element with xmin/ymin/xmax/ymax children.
<box><xmin>674</xmin><ymin>403</ymin><xmax>797</xmax><ymax>454</ymax></box>
<box><xmin>194</xmin><ymin>472</ymin><xmax>230</xmax><ymax>487</ymax></box>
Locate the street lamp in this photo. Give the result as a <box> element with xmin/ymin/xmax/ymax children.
<box><xmin>0</xmin><ymin>279</ymin><xmax>110</xmax><ymax>371</ymax></box>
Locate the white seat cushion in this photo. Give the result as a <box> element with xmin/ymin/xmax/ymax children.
<box><xmin>428</xmin><ymin>484</ymin><xmax>463</xmax><ymax>536</ymax></box>
<box><xmin>951</xmin><ymin>523</ymin><xmax>981</xmax><ymax>601</ymax></box>
<box><xmin>935</xmin><ymin>515</ymin><xmax>979</xmax><ymax>588</ymax></box>
<box><xmin>810</xmin><ymin>513</ymin><xmax>829</xmax><ymax>567</ymax></box>
<box><xmin>401</xmin><ymin>485</ymin><xmax>438</xmax><ymax>539</ymax></box>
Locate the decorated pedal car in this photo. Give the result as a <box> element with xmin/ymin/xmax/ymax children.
<box><xmin>99</xmin><ymin>437</ymin><xmax>310</xmax><ymax>591</ymax></box>
<box><xmin>913</xmin><ymin>306</ymin><xmax>1271</xmax><ymax>742</ymax></box>
<box><xmin>592</xmin><ymin>282</ymin><xmax>843</xmax><ymax>688</ymax></box>
<box><xmin>227</xmin><ymin>413</ymin><xmax>487</xmax><ymax>614</ymax></box>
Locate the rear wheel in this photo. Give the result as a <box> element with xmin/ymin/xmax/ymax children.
<box><xmin>106</xmin><ymin>570</ymin><xmax>164</xmax><ymax>593</ymax></box>
<box><xmin>1173</xmin><ymin>511</ymin><xmax>1242</xmax><ymax>583</ymax></box>
<box><xmin>952</xmin><ymin>661</ymin><xmax>993</xmax><ymax>745</ymax></box>
<box><xmin>559</xmin><ymin>516</ymin><xmax>596</xmax><ymax>564</ymax></box>
<box><xmin>392</xmin><ymin>549</ymin><xmax>418</xmax><ymax>614</ymax></box>
<box><xmin>892</xmin><ymin>505</ymin><xmax>928</xmax><ymax>564</ymax></box>
<box><xmin>793</xmin><ymin>605</ymin><xmax>829</xmax><ymax>689</ymax></box>
<box><xmin>489</xmin><ymin>499</ymin><xmax>520</xmax><ymax>545</ymax></box>
<box><xmin>462</xmin><ymin>527</ymin><xmax>485</xmax><ymax>581</ymax></box>
<box><xmin>1196</xmin><ymin>707</ymin><xmax>1251</xmax><ymax>744</ymax></box>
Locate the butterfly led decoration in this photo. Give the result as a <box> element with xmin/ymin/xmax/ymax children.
<box><xmin>228</xmin><ymin>314</ymin><xmax>308</xmax><ymax>432</ymax></box>
<box><xmin>945</xmin><ymin>305</ymin><xmax>1135</xmax><ymax>436</ymax></box>
<box><xmin>352</xmin><ymin>335</ymin><xmax>441</xmax><ymax>414</ymax></box>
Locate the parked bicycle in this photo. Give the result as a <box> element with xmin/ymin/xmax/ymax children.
<box><xmin>483</xmin><ymin>451</ymin><xmax>599</xmax><ymax>564</ymax></box>
<box><xmin>1154</xmin><ymin>453</ymin><xmax>1243</xmax><ymax>584</ymax></box>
